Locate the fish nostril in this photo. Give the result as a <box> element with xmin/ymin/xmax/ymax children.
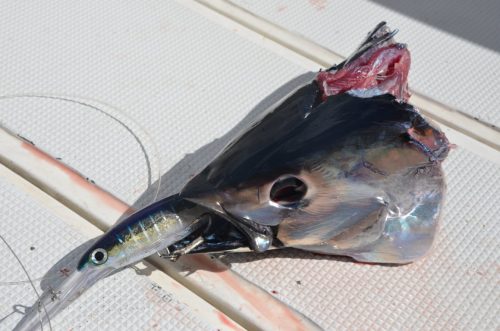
<box><xmin>270</xmin><ymin>176</ymin><xmax>307</xmax><ymax>206</ymax></box>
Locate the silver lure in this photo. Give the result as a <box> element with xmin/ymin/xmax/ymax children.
<box><xmin>14</xmin><ymin>196</ymin><xmax>207</xmax><ymax>330</ymax></box>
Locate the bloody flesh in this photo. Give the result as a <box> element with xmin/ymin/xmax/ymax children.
<box><xmin>316</xmin><ymin>44</ymin><xmax>411</xmax><ymax>101</ymax></box>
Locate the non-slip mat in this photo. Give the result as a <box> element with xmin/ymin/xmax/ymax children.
<box><xmin>0</xmin><ymin>1</ymin><xmax>498</xmax><ymax>329</ymax></box>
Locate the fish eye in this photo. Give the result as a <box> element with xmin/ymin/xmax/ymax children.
<box><xmin>270</xmin><ymin>176</ymin><xmax>307</xmax><ymax>206</ymax></box>
<box><xmin>90</xmin><ymin>248</ymin><xmax>108</xmax><ymax>265</ymax></box>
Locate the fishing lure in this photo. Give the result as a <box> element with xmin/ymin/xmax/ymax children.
<box><xmin>15</xmin><ymin>22</ymin><xmax>449</xmax><ymax>330</ymax></box>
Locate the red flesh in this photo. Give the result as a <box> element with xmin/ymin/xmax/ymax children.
<box><xmin>317</xmin><ymin>40</ymin><xmax>449</xmax><ymax>160</ymax></box>
<box><xmin>316</xmin><ymin>44</ymin><xmax>411</xmax><ymax>101</ymax></box>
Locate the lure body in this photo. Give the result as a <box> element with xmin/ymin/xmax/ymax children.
<box><xmin>15</xmin><ymin>196</ymin><xmax>206</xmax><ymax>331</ymax></box>
<box><xmin>76</xmin><ymin>195</ymin><xmax>205</xmax><ymax>270</ymax></box>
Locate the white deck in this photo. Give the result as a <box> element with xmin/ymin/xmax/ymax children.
<box><xmin>0</xmin><ymin>1</ymin><xmax>498</xmax><ymax>330</ymax></box>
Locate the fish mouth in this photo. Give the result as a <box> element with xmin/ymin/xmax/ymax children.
<box><xmin>165</xmin><ymin>208</ymin><xmax>275</xmax><ymax>255</ymax></box>
<box><xmin>14</xmin><ymin>267</ymin><xmax>113</xmax><ymax>331</ymax></box>
<box><xmin>317</xmin><ymin>22</ymin><xmax>411</xmax><ymax>101</ymax></box>
<box><xmin>218</xmin><ymin>205</ymin><xmax>275</xmax><ymax>252</ymax></box>
<box><xmin>179</xmin><ymin>180</ymin><xmax>275</xmax><ymax>254</ymax></box>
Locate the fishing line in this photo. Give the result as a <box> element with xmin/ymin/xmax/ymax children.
<box><xmin>0</xmin><ymin>232</ymin><xmax>52</xmax><ymax>331</ymax></box>
<box><xmin>0</xmin><ymin>275</ymin><xmax>64</xmax><ymax>286</ymax></box>
<box><xmin>0</xmin><ymin>94</ymin><xmax>164</xmax><ymax>328</ymax></box>
<box><xmin>0</xmin><ymin>93</ymin><xmax>163</xmax><ymax>203</ymax></box>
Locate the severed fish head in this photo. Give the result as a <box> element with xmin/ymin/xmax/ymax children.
<box><xmin>180</xmin><ymin>23</ymin><xmax>450</xmax><ymax>264</ymax></box>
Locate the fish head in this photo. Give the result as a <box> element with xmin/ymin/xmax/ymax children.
<box><xmin>181</xmin><ymin>23</ymin><xmax>449</xmax><ymax>263</ymax></box>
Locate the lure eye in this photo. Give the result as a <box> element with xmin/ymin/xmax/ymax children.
<box><xmin>90</xmin><ymin>248</ymin><xmax>108</xmax><ymax>265</ymax></box>
<box><xmin>270</xmin><ymin>176</ymin><xmax>307</xmax><ymax>206</ymax></box>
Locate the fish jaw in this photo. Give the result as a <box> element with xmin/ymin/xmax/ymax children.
<box><xmin>14</xmin><ymin>267</ymin><xmax>113</xmax><ymax>331</ymax></box>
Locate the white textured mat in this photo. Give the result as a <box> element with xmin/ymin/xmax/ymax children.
<box><xmin>233</xmin><ymin>0</ymin><xmax>500</xmax><ymax>128</ymax></box>
<box><xmin>0</xmin><ymin>0</ymin><xmax>498</xmax><ymax>330</ymax></box>
<box><xmin>0</xmin><ymin>177</ymin><xmax>213</xmax><ymax>331</ymax></box>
